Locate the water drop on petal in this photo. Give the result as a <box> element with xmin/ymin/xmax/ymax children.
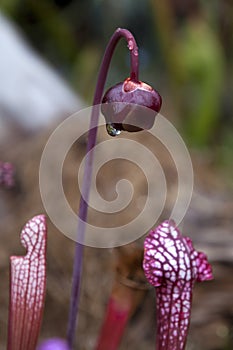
<box><xmin>106</xmin><ymin>123</ymin><xmax>121</xmax><ymax>137</ymax></box>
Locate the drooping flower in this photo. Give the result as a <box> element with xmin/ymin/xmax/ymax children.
<box><xmin>67</xmin><ymin>27</ymin><xmax>163</xmax><ymax>349</ymax></box>
<box><xmin>101</xmin><ymin>77</ymin><xmax>162</xmax><ymax>136</ymax></box>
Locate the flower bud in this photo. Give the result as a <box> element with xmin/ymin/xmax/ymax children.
<box><xmin>101</xmin><ymin>78</ymin><xmax>162</xmax><ymax>136</ymax></box>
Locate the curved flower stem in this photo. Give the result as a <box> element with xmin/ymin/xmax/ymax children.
<box><xmin>67</xmin><ymin>28</ymin><xmax>139</xmax><ymax>349</ymax></box>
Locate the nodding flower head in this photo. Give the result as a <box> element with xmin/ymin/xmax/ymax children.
<box><xmin>101</xmin><ymin>78</ymin><xmax>162</xmax><ymax>136</ymax></box>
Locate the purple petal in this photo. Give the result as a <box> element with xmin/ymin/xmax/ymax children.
<box><xmin>37</xmin><ymin>338</ymin><xmax>70</xmax><ymax>350</ymax></box>
<box><xmin>7</xmin><ymin>215</ymin><xmax>47</xmax><ymax>350</ymax></box>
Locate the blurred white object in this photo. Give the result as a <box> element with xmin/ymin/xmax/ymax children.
<box><xmin>0</xmin><ymin>12</ymin><xmax>82</xmax><ymax>133</ymax></box>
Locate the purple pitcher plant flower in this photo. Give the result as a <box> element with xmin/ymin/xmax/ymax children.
<box><xmin>3</xmin><ymin>28</ymin><xmax>214</xmax><ymax>350</ymax></box>
<box><xmin>2</xmin><ymin>28</ymin><xmax>162</xmax><ymax>350</ymax></box>
<box><xmin>101</xmin><ymin>77</ymin><xmax>162</xmax><ymax>135</ymax></box>
<box><xmin>143</xmin><ymin>220</ymin><xmax>213</xmax><ymax>350</ymax></box>
<box><xmin>67</xmin><ymin>27</ymin><xmax>162</xmax><ymax>349</ymax></box>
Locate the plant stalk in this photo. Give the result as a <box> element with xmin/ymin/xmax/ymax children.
<box><xmin>66</xmin><ymin>28</ymin><xmax>139</xmax><ymax>349</ymax></box>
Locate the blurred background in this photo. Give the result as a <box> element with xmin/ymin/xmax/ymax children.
<box><xmin>0</xmin><ymin>1</ymin><xmax>233</xmax><ymax>349</ymax></box>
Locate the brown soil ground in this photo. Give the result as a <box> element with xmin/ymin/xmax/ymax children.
<box><xmin>0</xmin><ymin>121</ymin><xmax>232</xmax><ymax>350</ymax></box>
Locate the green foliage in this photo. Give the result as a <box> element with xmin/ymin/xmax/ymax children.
<box><xmin>1</xmin><ymin>0</ymin><xmax>20</xmax><ymax>16</ymax></box>
<box><xmin>0</xmin><ymin>0</ymin><xmax>232</xmax><ymax>154</ymax></box>
<box><xmin>72</xmin><ymin>45</ymin><xmax>101</xmax><ymax>103</ymax></box>
<box><xmin>177</xmin><ymin>19</ymin><xmax>224</xmax><ymax>146</ymax></box>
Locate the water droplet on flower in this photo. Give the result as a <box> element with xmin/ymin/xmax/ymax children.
<box><xmin>106</xmin><ymin>123</ymin><xmax>121</xmax><ymax>137</ymax></box>
<box><xmin>128</xmin><ymin>39</ymin><xmax>134</xmax><ymax>50</ymax></box>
